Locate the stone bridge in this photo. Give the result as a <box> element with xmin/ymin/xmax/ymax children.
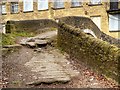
<box><xmin>6</xmin><ymin>16</ymin><xmax>120</xmax><ymax>83</ymax></box>
<box><xmin>6</xmin><ymin>16</ymin><xmax>120</xmax><ymax>47</ymax></box>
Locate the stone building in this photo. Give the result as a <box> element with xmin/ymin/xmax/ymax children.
<box><xmin>0</xmin><ymin>0</ymin><xmax>120</xmax><ymax>38</ymax></box>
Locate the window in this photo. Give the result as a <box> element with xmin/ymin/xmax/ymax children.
<box><xmin>11</xmin><ymin>2</ymin><xmax>18</xmax><ymax>13</ymax></box>
<box><xmin>90</xmin><ymin>0</ymin><xmax>101</xmax><ymax>4</ymax></box>
<box><xmin>91</xmin><ymin>16</ymin><xmax>101</xmax><ymax>30</ymax></box>
<box><xmin>23</xmin><ymin>0</ymin><xmax>33</xmax><ymax>12</ymax></box>
<box><xmin>54</xmin><ymin>0</ymin><xmax>64</xmax><ymax>9</ymax></box>
<box><xmin>2</xmin><ymin>4</ymin><xmax>6</xmax><ymax>14</ymax></box>
<box><xmin>109</xmin><ymin>14</ymin><xmax>120</xmax><ymax>31</ymax></box>
<box><xmin>38</xmin><ymin>0</ymin><xmax>48</xmax><ymax>10</ymax></box>
<box><xmin>71</xmin><ymin>0</ymin><xmax>82</xmax><ymax>7</ymax></box>
<box><xmin>110</xmin><ymin>0</ymin><xmax>118</xmax><ymax>10</ymax></box>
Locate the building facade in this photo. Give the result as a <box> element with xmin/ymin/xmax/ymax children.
<box><xmin>0</xmin><ymin>0</ymin><xmax>120</xmax><ymax>38</ymax></box>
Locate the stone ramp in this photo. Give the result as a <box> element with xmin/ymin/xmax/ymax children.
<box><xmin>20</xmin><ymin>30</ymin><xmax>57</xmax><ymax>46</ymax></box>
<box><xmin>25</xmin><ymin>49</ymin><xmax>79</xmax><ymax>85</ymax></box>
<box><xmin>34</xmin><ymin>30</ymin><xmax>57</xmax><ymax>39</ymax></box>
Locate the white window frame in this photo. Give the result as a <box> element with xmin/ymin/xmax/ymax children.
<box><xmin>2</xmin><ymin>4</ymin><xmax>6</xmax><ymax>14</ymax></box>
<box><xmin>109</xmin><ymin>14</ymin><xmax>120</xmax><ymax>32</ymax></box>
<box><xmin>54</xmin><ymin>0</ymin><xmax>64</xmax><ymax>9</ymax></box>
<box><xmin>90</xmin><ymin>0</ymin><xmax>101</xmax><ymax>5</ymax></box>
<box><xmin>38</xmin><ymin>0</ymin><xmax>48</xmax><ymax>10</ymax></box>
<box><xmin>71</xmin><ymin>0</ymin><xmax>82</xmax><ymax>7</ymax></box>
<box><xmin>23</xmin><ymin>0</ymin><xmax>33</xmax><ymax>12</ymax></box>
<box><xmin>11</xmin><ymin>2</ymin><xmax>18</xmax><ymax>13</ymax></box>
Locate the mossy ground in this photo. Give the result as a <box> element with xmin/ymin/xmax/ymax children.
<box><xmin>1</xmin><ymin>31</ymin><xmax>35</xmax><ymax>46</ymax></box>
<box><xmin>1</xmin><ymin>28</ymin><xmax>57</xmax><ymax>46</ymax></box>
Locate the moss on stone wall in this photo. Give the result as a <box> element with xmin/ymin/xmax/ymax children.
<box><xmin>59</xmin><ymin>16</ymin><xmax>101</xmax><ymax>38</ymax></box>
<box><xmin>59</xmin><ymin>16</ymin><xmax>120</xmax><ymax>47</ymax></box>
<box><xmin>57</xmin><ymin>22</ymin><xmax>120</xmax><ymax>84</ymax></box>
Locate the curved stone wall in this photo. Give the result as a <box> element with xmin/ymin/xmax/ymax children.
<box><xmin>58</xmin><ymin>16</ymin><xmax>120</xmax><ymax>47</ymax></box>
<box><xmin>59</xmin><ymin>16</ymin><xmax>101</xmax><ymax>38</ymax></box>
<box><xmin>57</xmin><ymin>22</ymin><xmax>120</xmax><ymax>84</ymax></box>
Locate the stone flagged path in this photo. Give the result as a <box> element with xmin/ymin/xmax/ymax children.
<box><xmin>34</xmin><ymin>30</ymin><xmax>57</xmax><ymax>39</ymax></box>
<box><xmin>25</xmin><ymin>49</ymin><xmax>79</xmax><ymax>85</ymax></box>
<box><xmin>20</xmin><ymin>30</ymin><xmax>79</xmax><ymax>85</ymax></box>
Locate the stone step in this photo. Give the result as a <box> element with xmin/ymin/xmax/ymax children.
<box><xmin>27</xmin><ymin>76</ymin><xmax>70</xmax><ymax>85</ymax></box>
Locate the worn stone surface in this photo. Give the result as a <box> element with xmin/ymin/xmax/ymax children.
<box><xmin>35</xmin><ymin>40</ymin><xmax>48</xmax><ymax>45</ymax></box>
<box><xmin>3</xmin><ymin>44</ymin><xmax>22</xmax><ymax>48</ymax></box>
<box><xmin>33</xmin><ymin>30</ymin><xmax>57</xmax><ymax>39</ymax></box>
<box><xmin>20</xmin><ymin>30</ymin><xmax>57</xmax><ymax>48</ymax></box>
<box><xmin>19</xmin><ymin>30</ymin><xmax>79</xmax><ymax>85</ymax></box>
<box><xmin>2</xmin><ymin>28</ymin><xmax>118</xmax><ymax>88</ymax></box>
<box><xmin>25</xmin><ymin>50</ymin><xmax>79</xmax><ymax>85</ymax></box>
<box><xmin>26</xmin><ymin>42</ymin><xmax>36</xmax><ymax>47</ymax></box>
<box><xmin>2</xmin><ymin>44</ymin><xmax>22</xmax><ymax>56</ymax></box>
<box><xmin>2</xmin><ymin>46</ymin><xmax>117</xmax><ymax>88</ymax></box>
<box><xmin>20</xmin><ymin>38</ymin><xmax>31</xmax><ymax>45</ymax></box>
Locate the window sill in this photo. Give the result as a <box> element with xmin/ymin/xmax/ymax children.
<box><xmin>70</xmin><ymin>6</ymin><xmax>83</xmax><ymax>8</ymax></box>
<box><xmin>38</xmin><ymin>9</ymin><xmax>49</xmax><ymax>11</ymax></box>
<box><xmin>109</xmin><ymin>30</ymin><xmax>120</xmax><ymax>32</ymax></box>
<box><xmin>11</xmin><ymin>12</ymin><xmax>19</xmax><ymax>14</ymax></box>
<box><xmin>87</xmin><ymin>3</ymin><xmax>102</xmax><ymax>6</ymax></box>
<box><xmin>23</xmin><ymin>11</ymin><xmax>33</xmax><ymax>13</ymax></box>
<box><xmin>107</xmin><ymin>9</ymin><xmax>120</xmax><ymax>14</ymax></box>
<box><xmin>2</xmin><ymin>13</ymin><xmax>7</xmax><ymax>15</ymax></box>
<box><xmin>52</xmin><ymin>7</ymin><xmax>65</xmax><ymax>10</ymax></box>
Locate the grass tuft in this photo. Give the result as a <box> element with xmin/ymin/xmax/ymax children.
<box><xmin>1</xmin><ymin>31</ymin><xmax>35</xmax><ymax>46</ymax></box>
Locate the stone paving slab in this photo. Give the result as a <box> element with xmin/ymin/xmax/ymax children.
<box><xmin>20</xmin><ymin>30</ymin><xmax>57</xmax><ymax>46</ymax></box>
<box><xmin>25</xmin><ymin>49</ymin><xmax>79</xmax><ymax>85</ymax></box>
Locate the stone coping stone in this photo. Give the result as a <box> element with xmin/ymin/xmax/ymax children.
<box><xmin>3</xmin><ymin>44</ymin><xmax>22</xmax><ymax>48</ymax></box>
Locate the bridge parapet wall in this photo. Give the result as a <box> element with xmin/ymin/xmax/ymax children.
<box><xmin>6</xmin><ymin>19</ymin><xmax>58</xmax><ymax>33</ymax></box>
<box><xmin>6</xmin><ymin>16</ymin><xmax>120</xmax><ymax>47</ymax></box>
<box><xmin>57</xmin><ymin>22</ymin><xmax>120</xmax><ymax>84</ymax></box>
<box><xmin>59</xmin><ymin>16</ymin><xmax>120</xmax><ymax>47</ymax></box>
